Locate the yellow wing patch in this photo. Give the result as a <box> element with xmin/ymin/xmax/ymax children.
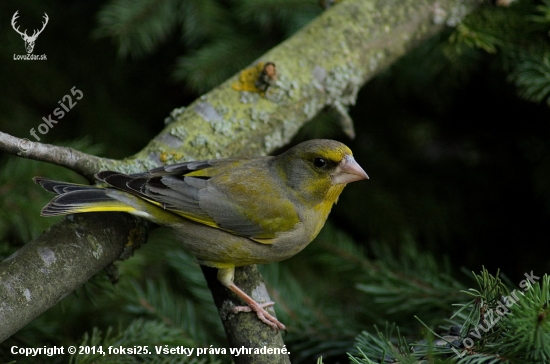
<box><xmin>78</xmin><ymin>205</ymin><xmax>137</xmax><ymax>213</ymax></box>
<box><xmin>137</xmin><ymin>196</ymin><xmax>221</xmax><ymax>229</ymax></box>
<box><xmin>142</xmin><ymin>194</ymin><xmax>277</xmax><ymax>243</ymax></box>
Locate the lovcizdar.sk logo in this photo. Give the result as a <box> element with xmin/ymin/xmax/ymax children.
<box><xmin>12</xmin><ymin>10</ymin><xmax>48</xmax><ymax>60</ymax></box>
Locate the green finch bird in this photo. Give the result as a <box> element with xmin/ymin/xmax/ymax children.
<box><xmin>35</xmin><ymin>139</ymin><xmax>368</xmax><ymax>330</ymax></box>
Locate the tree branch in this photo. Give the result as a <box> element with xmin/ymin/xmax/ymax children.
<box><xmin>0</xmin><ymin>0</ymin><xmax>481</xmax><ymax>359</ymax></box>
<box><xmin>0</xmin><ymin>132</ymin><xmax>117</xmax><ymax>181</ymax></box>
<box><xmin>203</xmin><ymin>265</ymin><xmax>290</xmax><ymax>364</ymax></box>
<box><xmin>0</xmin><ymin>213</ymin><xmax>148</xmax><ymax>342</ymax></box>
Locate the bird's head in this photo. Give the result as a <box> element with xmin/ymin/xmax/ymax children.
<box><xmin>275</xmin><ymin>139</ymin><xmax>368</xmax><ymax>204</ymax></box>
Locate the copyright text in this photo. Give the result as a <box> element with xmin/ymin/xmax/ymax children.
<box><xmin>10</xmin><ymin>344</ymin><xmax>290</xmax><ymax>357</ymax></box>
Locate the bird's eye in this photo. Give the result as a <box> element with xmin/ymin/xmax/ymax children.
<box><xmin>313</xmin><ymin>157</ymin><xmax>327</xmax><ymax>168</ymax></box>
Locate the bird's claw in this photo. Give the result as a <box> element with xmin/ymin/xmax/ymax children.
<box><xmin>232</xmin><ymin>301</ymin><xmax>275</xmax><ymax>312</ymax></box>
<box><xmin>232</xmin><ymin>301</ymin><xmax>285</xmax><ymax>331</ymax></box>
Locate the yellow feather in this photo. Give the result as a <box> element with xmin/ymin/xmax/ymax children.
<box><xmin>76</xmin><ymin>205</ymin><xmax>136</xmax><ymax>213</ymax></box>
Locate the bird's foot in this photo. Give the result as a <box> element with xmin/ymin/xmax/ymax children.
<box><xmin>232</xmin><ymin>300</ymin><xmax>275</xmax><ymax>312</ymax></box>
<box><xmin>233</xmin><ymin>300</ymin><xmax>285</xmax><ymax>331</ymax></box>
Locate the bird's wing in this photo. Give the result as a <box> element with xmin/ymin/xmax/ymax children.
<box><xmin>96</xmin><ymin>160</ymin><xmax>300</xmax><ymax>243</ymax></box>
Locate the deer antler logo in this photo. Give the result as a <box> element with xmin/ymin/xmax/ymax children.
<box><xmin>11</xmin><ymin>11</ymin><xmax>49</xmax><ymax>54</ymax></box>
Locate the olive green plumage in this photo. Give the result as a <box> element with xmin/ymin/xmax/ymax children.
<box><xmin>35</xmin><ymin>139</ymin><xmax>368</xmax><ymax>330</ymax></box>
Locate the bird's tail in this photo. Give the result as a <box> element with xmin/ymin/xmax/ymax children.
<box><xmin>33</xmin><ymin>177</ymin><xmax>180</xmax><ymax>224</ymax></box>
<box><xmin>33</xmin><ymin>177</ymin><xmax>137</xmax><ymax>216</ymax></box>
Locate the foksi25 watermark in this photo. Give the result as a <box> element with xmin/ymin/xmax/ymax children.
<box><xmin>12</xmin><ymin>10</ymin><xmax>48</xmax><ymax>60</ymax></box>
<box><xmin>18</xmin><ymin>87</ymin><xmax>84</xmax><ymax>153</ymax></box>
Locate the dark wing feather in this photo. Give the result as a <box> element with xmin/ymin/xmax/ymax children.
<box><xmin>147</xmin><ymin>161</ymin><xmax>215</xmax><ymax>175</ymax></box>
<box><xmin>95</xmin><ymin>160</ymin><xmax>277</xmax><ymax>239</ymax></box>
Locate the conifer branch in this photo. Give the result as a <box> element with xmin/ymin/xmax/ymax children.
<box><xmin>0</xmin><ymin>0</ymin><xmax>481</xmax><ymax>358</ymax></box>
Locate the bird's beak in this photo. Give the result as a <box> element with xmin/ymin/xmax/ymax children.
<box><xmin>332</xmin><ymin>155</ymin><xmax>369</xmax><ymax>185</ymax></box>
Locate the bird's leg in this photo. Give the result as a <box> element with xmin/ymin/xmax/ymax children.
<box><xmin>217</xmin><ymin>267</ymin><xmax>286</xmax><ymax>331</ymax></box>
<box><xmin>227</xmin><ymin>283</ymin><xmax>284</xmax><ymax>330</ymax></box>
<box><xmin>232</xmin><ymin>300</ymin><xmax>275</xmax><ymax>312</ymax></box>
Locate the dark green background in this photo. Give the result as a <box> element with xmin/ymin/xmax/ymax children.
<box><xmin>1</xmin><ymin>0</ymin><xmax>549</xmax><ymax>362</ymax></box>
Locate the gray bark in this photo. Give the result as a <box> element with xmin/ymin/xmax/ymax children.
<box><xmin>0</xmin><ymin>213</ymin><xmax>148</xmax><ymax>342</ymax></box>
<box><xmin>0</xmin><ymin>0</ymin><xmax>481</xmax><ymax>361</ymax></box>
